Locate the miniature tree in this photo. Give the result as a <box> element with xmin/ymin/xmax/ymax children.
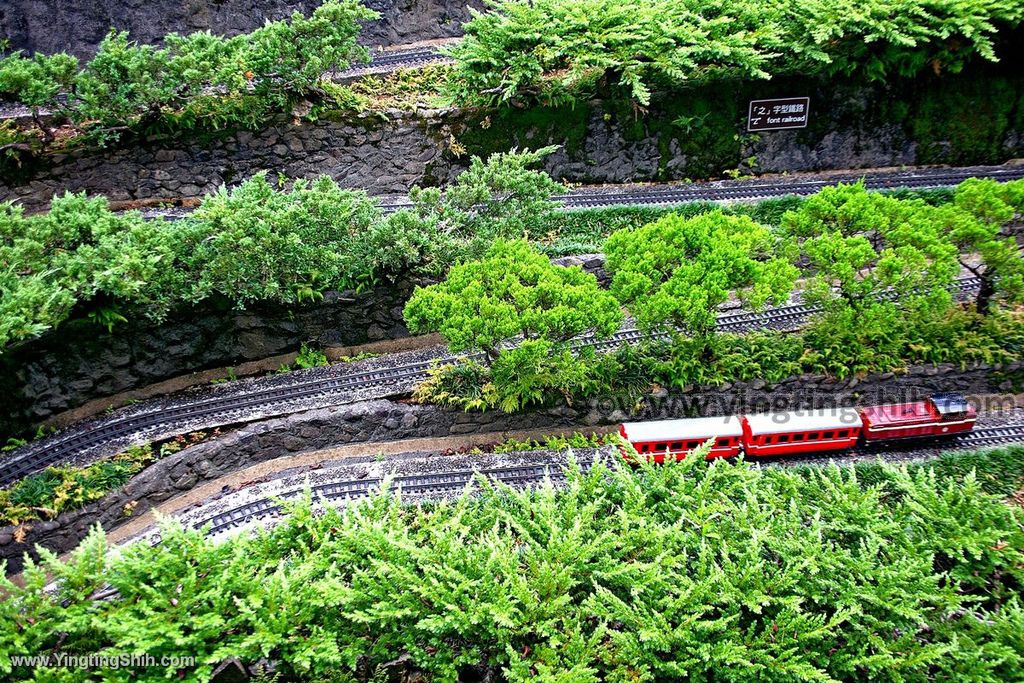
<box><xmin>781</xmin><ymin>182</ymin><xmax>961</xmax><ymax>313</ymax></box>
<box><xmin>781</xmin><ymin>182</ymin><xmax>964</xmax><ymax>373</ymax></box>
<box><xmin>404</xmin><ymin>239</ymin><xmax>622</xmax><ymax>410</ymax></box>
<box><xmin>949</xmin><ymin>178</ymin><xmax>1024</xmax><ymax>313</ymax></box>
<box><xmin>603</xmin><ymin>210</ymin><xmax>799</xmax><ymax>345</ymax></box>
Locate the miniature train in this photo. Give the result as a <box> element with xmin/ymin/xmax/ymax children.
<box><xmin>619</xmin><ymin>394</ymin><xmax>976</xmax><ymax>461</ymax></box>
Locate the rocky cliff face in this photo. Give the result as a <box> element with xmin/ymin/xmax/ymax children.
<box><xmin>0</xmin><ymin>281</ymin><xmax>419</xmax><ymax>437</ymax></box>
<box><xmin>3</xmin><ymin>68</ymin><xmax>1022</xmax><ymax>211</ymax></box>
<box><xmin>0</xmin><ymin>0</ymin><xmax>480</xmax><ymax>59</ymax></box>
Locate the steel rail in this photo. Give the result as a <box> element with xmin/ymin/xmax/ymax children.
<box><xmin>68</xmin><ymin>417</ymin><xmax>1024</xmax><ymax>604</ymax></box>
<box><xmin>371</xmin><ymin>166</ymin><xmax>1024</xmax><ymax>215</ymax></box>
<box><xmin>195</xmin><ymin>419</ymin><xmax>1024</xmax><ymax>536</ymax></box>
<box><xmin>134</xmin><ymin>167</ymin><xmax>1024</xmax><ymax>223</ymax></box>
<box><xmin>0</xmin><ymin>275</ymin><xmax>985</xmax><ymax>486</ymax></box>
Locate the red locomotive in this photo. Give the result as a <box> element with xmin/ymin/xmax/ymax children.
<box><xmin>620</xmin><ymin>394</ymin><xmax>976</xmax><ymax>460</ymax></box>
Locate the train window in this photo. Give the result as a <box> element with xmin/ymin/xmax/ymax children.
<box><xmin>837</xmin><ymin>430</ymin><xmax>848</xmax><ymax>438</ymax></box>
<box><xmin>640</xmin><ymin>444</ymin><xmax>650</xmax><ymax>453</ymax></box>
<box><xmin>793</xmin><ymin>434</ymin><xmax>805</xmax><ymax>442</ymax></box>
<box><xmin>716</xmin><ymin>438</ymin><xmax>728</xmax><ymax>446</ymax></box>
<box><xmin>807</xmin><ymin>432</ymin><xmax>818</xmax><ymax>440</ymax></box>
<box><xmin>778</xmin><ymin>435</ymin><xmax>789</xmax><ymax>443</ymax></box>
<box><xmin>687</xmin><ymin>441</ymin><xmax>699</xmax><ymax>449</ymax></box>
<box><xmin>823</xmin><ymin>431</ymin><xmax>834</xmax><ymax>439</ymax></box>
<box><xmin>671</xmin><ymin>442</ymin><xmax>683</xmax><ymax>450</ymax></box>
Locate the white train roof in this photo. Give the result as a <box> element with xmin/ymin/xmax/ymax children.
<box><xmin>744</xmin><ymin>407</ymin><xmax>862</xmax><ymax>435</ymax></box>
<box><xmin>621</xmin><ymin>416</ymin><xmax>744</xmax><ymax>443</ymax></box>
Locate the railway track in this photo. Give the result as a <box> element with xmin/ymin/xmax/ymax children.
<box><xmin>0</xmin><ymin>275</ymin><xmax>985</xmax><ymax>487</ymax></box>
<box><xmin>203</xmin><ymin>460</ymin><xmax>587</xmax><ymax>536</ymax></box>
<box><xmin>373</xmin><ymin>166</ymin><xmax>1024</xmax><ymax>214</ymax></box>
<box><xmin>58</xmin><ymin>413</ymin><xmax>1024</xmax><ymax>604</ymax></box>
<box><xmin>134</xmin><ymin>166</ymin><xmax>1024</xmax><ymax>224</ymax></box>
<box><xmin>554</xmin><ymin>167</ymin><xmax>1024</xmax><ymax>208</ymax></box>
<box><xmin>190</xmin><ymin>418</ymin><xmax>1024</xmax><ymax>537</ymax></box>
<box><xmin>339</xmin><ymin>46</ymin><xmax>452</xmax><ymax>72</ymax></box>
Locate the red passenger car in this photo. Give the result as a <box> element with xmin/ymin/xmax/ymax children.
<box><xmin>741</xmin><ymin>407</ymin><xmax>863</xmax><ymax>457</ymax></box>
<box><xmin>617</xmin><ymin>394</ymin><xmax>976</xmax><ymax>462</ymax></box>
<box><xmin>619</xmin><ymin>416</ymin><xmax>744</xmax><ymax>461</ymax></box>
<box><xmin>859</xmin><ymin>393</ymin><xmax>976</xmax><ymax>442</ymax></box>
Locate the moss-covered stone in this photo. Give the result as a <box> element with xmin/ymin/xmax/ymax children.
<box><xmin>910</xmin><ymin>74</ymin><xmax>1023</xmax><ymax>164</ymax></box>
<box><xmin>458</xmin><ymin>104</ymin><xmax>591</xmax><ymax>158</ymax></box>
<box><xmin>451</xmin><ymin>57</ymin><xmax>1024</xmax><ymax>181</ymax></box>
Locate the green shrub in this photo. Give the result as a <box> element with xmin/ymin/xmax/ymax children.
<box><xmin>3</xmin><ymin>453</ymin><xmax>1022</xmax><ymax>681</ymax></box>
<box><xmin>0</xmin><ymin>445</ymin><xmax>154</xmax><ymax>526</ymax></box>
<box><xmin>413</xmin><ymin>360</ymin><xmax>496</xmax><ymax>411</ymax></box>
<box><xmin>407</xmin><ymin>145</ymin><xmax>566</xmax><ymax>270</ymax></box>
<box><xmin>0</xmin><ymin>51</ymin><xmax>78</xmax><ymax>111</ymax></box>
<box><xmin>843</xmin><ymin>444</ymin><xmax>1024</xmax><ymax>497</ymax></box>
<box><xmin>186</xmin><ymin>173</ymin><xmax>386</xmax><ymax>302</ymax></box>
<box><xmin>0</xmin><ymin>175</ymin><xmax>416</xmax><ymax>350</ymax></box>
<box><xmin>604</xmin><ymin>210</ymin><xmax>798</xmax><ymax>339</ymax></box>
<box><xmin>492</xmin><ymin>431</ymin><xmax>622</xmax><ymax>453</ymax></box>
<box><xmin>294</xmin><ymin>343</ymin><xmax>329</xmax><ymax>369</ymax></box>
<box><xmin>0</xmin><ymin>149</ymin><xmax>563</xmax><ymax>353</ymax></box>
<box><xmin>0</xmin><ymin>0</ymin><xmax>377</xmax><ymax>147</ymax></box>
<box><xmin>404</xmin><ymin>239</ymin><xmax>622</xmax><ymax>410</ymax></box>
<box><xmin>448</xmin><ymin>0</ymin><xmax>1024</xmax><ymax>107</ymax></box>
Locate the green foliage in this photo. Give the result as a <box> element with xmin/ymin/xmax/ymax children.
<box><xmin>0</xmin><ymin>51</ymin><xmax>78</xmax><ymax>109</ymax></box>
<box><xmin>420</xmin><ymin>303</ymin><xmax>1024</xmax><ymax>406</ymax></box>
<box><xmin>448</xmin><ymin>0</ymin><xmax>1024</xmax><ymax>107</ymax></box>
<box><xmin>447</xmin><ymin>0</ymin><xmax>771</xmax><ymax>107</ymax></box>
<box><xmin>0</xmin><ymin>445</ymin><xmax>154</xmax><ymax>526</ymax></box>
<box><xmin>783</xmin><ymin>182</ymin><xmax>962</xmax><ymax>309</ymax></box>
<box><xmin>294</xmin><ymin>343</ymin><xmax>329</xmax><ymax>369</ymax></box>
<box><xmin>532</xmin><ymin>196</ymin><xmax>846</xmax><ymax>256</ymax></box>
<box><xmin>405</xmin><ymin>239</ymin><xmax>622</xmax><ymax>410</ymax></box>
<box><xmin>413</xmin><ymin>360</ymin><xmax>496</xmax><ymax>411</ymax></box>
<box><xmin>413</xmin><ymin>177</ymin><xmax>1024</xmax><ymax>408</ymax></box>
<box><xmin>781</xmin><ymin>182</ymin><xmax>970</xmax><ymax>370</ymax></box>
<box><xmin>0</xmin><ymin>193</ymin><xmax>177</xmax><ymax>349</ymax></box>
<box><xmin>0</xmin><ymin>0</ymin><xmax>377</xmax><ymax>146</ymax></box>
<box><xmin>345</xmin><ymin>63</ymin><xmax>452</xmax><ymax>112</ymax></box>
<box><xmin>408</xmin><ymin>145</ymin><xmax>565</xmax><ymax>269</ymax></box>
<box><xmin>3</xmin><ymin>454</ymin><xmax>1023</xmax><ymax>681</ymax></box>
<box><xmin>604</xmin><ymin>210</ymin><xmax>799</xmax><ymax>338</ymax></box>
<box><xmin>492</xmin><ymin>431</ymin><xmax>622</xmax><ymax>453</ymax></box>
<box><xmin>0</xmin><ymin>176</ymin><xmax>400</xmax><ymax>350</ymax></box>
<box><xmin>405</xmin><ymin>239</ymin><xmax>621</xmax><ymax>359</ymax></box>
<box><xmin>845</xmin><ymin>443</ymin><xmax>1024</xmax><ymax>497</ymax></box>
<box><xmin>188</xmin><ymin>172</ymin><xmax>387</xmax><ymax>302</ymax></box>
<box><xmin>0</xmin><ymin>150</ymin><xmax>560</xmax><ymax>353</ymax></box>
<box><xmin>950</xmin><ymin>177</ymin><xmax>1024</xmax><ymax>311</ymax></box>
<box><xmin>210</xmin><ymin>367</ymin><xmax>239</xmax><ymax>384</ymax></box>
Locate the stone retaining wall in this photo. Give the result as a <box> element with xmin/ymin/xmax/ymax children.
<box><xmin>4</xmin><ymin>66</ymin><xmax>1023</xmax><ymax>211</ymax></box>
<box><xmin>1</xmin><ymin>256</ymin><xmax>601</xmax><ymax>438</ymax></box>
<box><xmin>0</xmin><ymin>279</ymin><xmax>422</xmax><ymax>437</ymax></box>
<box><xmin>1</xmin><ymin>0</ymin><xmax>481</xmax><ymax>60</ymax></box>
<box><xmin>3</xmin><ymin>358</ymin><xmax>1016</xmax><ymax>573</ymax></box>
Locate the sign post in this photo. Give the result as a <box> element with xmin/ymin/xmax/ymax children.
<box><xmin>747</xmin><ymin>97</ymin><xmax>810</xmax><ymax>132</ymax></box>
